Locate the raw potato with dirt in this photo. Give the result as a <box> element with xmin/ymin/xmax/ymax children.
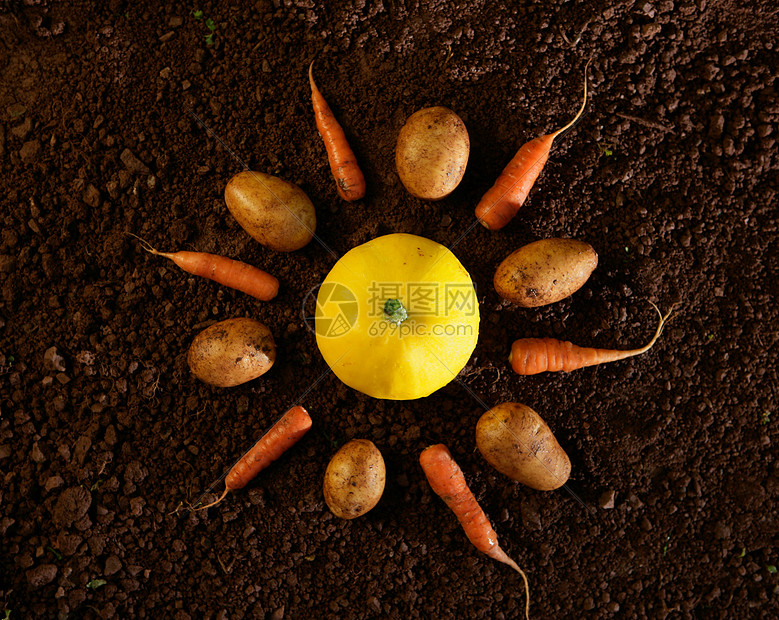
<box><xmin>323</xmin><ymin>439</ymin><xmax>386</xmax><ymax>519</ymax></box>
<box><xmin>1</xmin><ymin>1</ymin><xmax>776</xmax><ymax>619</ymax></box>
<box><xmin>493</xmin><ymin>238</ymin><xmax>598</xmax><ymax>307</ymax></box>
<box><xmin>224</xmin><ymin>170</ymin><xmax>316</xmax><ymax>252</ymax></box>
<box><xmin>476</xmin><ymin>402</ymin><xmax>571</xmax><ymax>490</ymax></box>
<box><xmin>395</xmin><ymin>106</ymin><xmax>470</xmax><ymax>200</ymax></box>
<box><xmin>187</xmin><ymin>317</ymin><xmax>276</xmax><ymax>387</ymax></box>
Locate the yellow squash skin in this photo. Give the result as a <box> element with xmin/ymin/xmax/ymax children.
<box><xmin>316</xmin><ymin>234</ymin><xmax>479</xmax><ymax>400</ymax></box>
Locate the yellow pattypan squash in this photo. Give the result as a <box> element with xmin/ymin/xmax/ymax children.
<box><xmin>315</xmin><ymin>233</ymin><xmax>479</xmax><ymax>400</ymax></box>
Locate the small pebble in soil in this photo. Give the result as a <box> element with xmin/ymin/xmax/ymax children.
<box><xmin>52</xmin><ymin>487</ymin><xmax>92</xmax><ymax>528</ymax></box>
<box><xmin>599</xmin><ymin>490</ymin><xmax>616</xmax><ymax>509</ymax></box>
<box><xmin>11</xmin><ymin>117</ymin><xmax>32</xmax><ymax>140</ymax></box>
<box><xmin>26</xmin><ymin>564</ymin><xmax>58</xmax><ymax>588</ymax></box>
<box><xmin>520</xmin><ymin>499</ymin><xmax>542</xmax><ymax>530</ymax></box>
<box><xmin>120</xmin><ymin>148</ymin><xmax>151</xmax><ymax>175</ymax></box>
<box><xmin>105</xmin><ymin>554</ymin><xmax>123</xmax><ymax>575</ymax></box>
<box><xmin>45</xmin><ymin>475</ymin><xmax>64</xmax><ymax>492</ymax></box>
<box><xmin>270</xmin><ymin>606</ymin><xmax>285</xmax><ymax>620</ymax></box>
<box><xmin>20</xmin><ymin>140</ymin><xmax>41</xmax><ymax>163</ymax></box>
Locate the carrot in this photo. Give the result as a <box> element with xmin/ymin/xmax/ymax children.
<box><xmin>475</xmin><ymin>59</ymin><xmax>592</xmax><ymax>231</ymax></box>
<box><xmin>198</xmin><ymin>406</ymin><xmax>312</xmax><ymax>510</ymax></box>
<box><xmin>128</xmin><ymin>233</ymin><xmax>279</xmax><ymax>301</ymax></box>
<box><xmin>419</xmin><ymin>444</ymin><xmax>530</xmax><ymax>620</ymax></box>
<box><xmin>309</xmin><ymin>61</ymin><xmax>366</xmax><ymax>202</ymax></box>
<box><xmin>509</xmin><ymin>302</ymin><xmax>675</xmax><ymax>375</ymax></box>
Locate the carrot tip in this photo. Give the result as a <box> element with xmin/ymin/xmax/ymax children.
<box><xmin>125</xmin><ymin>231</ymin><xmax>163</xmax><ymax>256</ymax></box>
<box><xmin>192</xmin><ymin>487</ymin><xmax>229</xmax><ymax>512</ymax></box>
<box><xmin>550</xmin><ymin>58</ymin><xmax>591</xmax><ymax>139</ymax></box>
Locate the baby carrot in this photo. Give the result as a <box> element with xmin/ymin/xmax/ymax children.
<box><xmin>198</xmin><ymin>406</ymin><xmax>312</xmax><ymax>510</ymax></box>
<box><xmin>128</xmin><ymin>233</ymin><xmax>279</xmax><ymax>301</ymax></box>
<box><xmin>475</xmin><ymin>59</ymin><xmax>591</xmax><ymax>231</ymax></box>
<box><xmin>420</xmin><ymin>444</ymin><xmax>530</xmax><ymax>620</ymax></box>
<box><xmin>309</xmin><ymin>61</ymin><xmax>366</xmax><ymax>202</ymax></box>
<box><xmin>509</xmin><ymin>302</ymin><xmax>675</xmax><ymax>375</ymax></box>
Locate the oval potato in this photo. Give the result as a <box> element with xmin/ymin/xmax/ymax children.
<box><xmin>395</xmin><ymin>106</ymin><xmax>469</xmax><ymax>201</ymax></box>
<box><xmin>187</xmin><ymin>318</ymin><xmax>276</xmax><ymax>387</ymax></box>
<box><xmin>225</xmin><ymin>171</ymin><xmax>316</xmax><ymax>252</ymax></box>
<box><xmin>476</xmin><ymin>402</ymin><xmax>570</xmax><ymax>491</ymax></box>
<box><xmin>323</xmin><ymin>439</ymin><xmax>386</xmax><ymax>519</ymax></box>
<box><xmin>494</xmin><ymin>238</ymin><xmax>597</xmax><ymax>307</ymax></box>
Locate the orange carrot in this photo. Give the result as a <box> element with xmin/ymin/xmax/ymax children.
<box><xmin>309</xmin><ymin>61</ymin><xmax>366</xmax><ymax>202</ymax></box>
<box><xmin>419</xmin><ymin>444</ymin><xmax>530</xmax><ymax>620</ymax></box>
<box><xmin>199</xmin><ymin>406</ymin><xmax>312</xmax><ymax>510</ymax></box>
<box><xmin>129</xmin><ymin>233</ymin><xmax>279</xmax><ymax>301</ymax></box>
<box><xmin>509</xmin><ymin>302</ymin><xmax>674</xmax><ymax>375</ymax></box>
<box><xmin>475</xmin><ymin>59</ymin><xmax>591</xmax><ymax>231</ymax></box>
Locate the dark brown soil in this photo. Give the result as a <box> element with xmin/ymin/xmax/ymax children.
<box><xmin>1</xmin><ymin>1</ymin><xmax>777</xmax><ymax>618</ymax></box>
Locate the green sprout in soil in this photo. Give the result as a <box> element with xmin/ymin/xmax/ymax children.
<box><xmin>304</xmin><ymin>555</ymin><xmax>316</xmax><ymax>562</ymax></box>
<box><xmin>86</xmin><ymin>578</ymin><xmax>107</xmax><ymax>590</ymax></box>
<box><xmin>598</xmin><ymin>143</ymin><xmax>614</xmax><ymax>156</ymax></box>
<box><xmin>89</xmin><ymin>479</ymin><xmax>104</xmax><ymax>492</ymax></box>
<box><xmin>318</xmin><ymin>428</ymin><xmax>339</xmax><ymax>449</ymax></box>
<box><xmin>738</xmin><ymin>547</ymin><xmax>746</xmax><ymax>558</ymax></box>
<box><xmin>2</xmin><ymin>610</ymin><xmax>11</xmax><ymax>620</ymax></box>
<box><xmin>768</xmin><ymin>565</ymin><xmax>777</xmax><ymax>574</ymax></box>
<box><xmin>762</xmin><ymin>411</ymin><xmax>771</xmax><ymax>425</ymax></box>
<box><xmin>204</xmin><ymin>17</ymin><xmax>217</xmax><ymax>45</ymax></box>
<box><xmin>443</xmin><ymin>44</ymin><xmax>453</xmax><ymax>67</ymax></box>
<box><xmin>48</xmin><ymin>546</ymin><xmax>63</xmax><ymax>561</ymax></box>
<box><xmin>662</xmin><ymin>534</ymin><xmax>671</xmax><ymax>556</ymax></box>
<box><xmin>192</xmin><ymin>9</ymin><xmax>216</xmax><ymax>45</ymax></box>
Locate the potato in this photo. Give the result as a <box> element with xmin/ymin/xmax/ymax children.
<box><xmin>493</xmin><ymin>238</ymin><xmax>597</xmax><ymax>307</ymax></box>
<box><xmin>323</xmin><ymin>439</ymin><xmax>386</xmax><ymax>519</ymax></box>
<box><xmin>224</xmin><ymin>171</ymin><xmax>316</xmax><ymax>252</ymax></box>
<box><xmin>395</xmin><ymin>106</ymin><xmax>469</xmax><ymax>200</ymax></box>
<box><xmin>187</xmin><ymin>317</ymin><xmax>276</xmax><ymax>387</ymax></box>
<box><xmin>476</xmin><ymin>402</ymin><xmax>570</xmax><ymax>491</ymax></box>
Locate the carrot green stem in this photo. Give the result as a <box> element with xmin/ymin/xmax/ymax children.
<box><xmin>384</xmin><ymin>299</ymin><xmax>408</xmax><ymax>325</ymax></box>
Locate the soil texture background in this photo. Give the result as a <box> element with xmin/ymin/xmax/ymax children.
<box><xmin>1</xmin><ymin>0</ymin><xmax>777</xmax><ymax>618</ymax></box>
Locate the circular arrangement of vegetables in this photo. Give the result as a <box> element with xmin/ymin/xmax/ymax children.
<box><xmin>314</xmin><ymin>233</ymin><xmax>479</xmax><ymax>400</ymax></box>
<box><xmin>133</xmin><ymin>59</ymin><xmax>675</xmax><ymax>620</ymax></box>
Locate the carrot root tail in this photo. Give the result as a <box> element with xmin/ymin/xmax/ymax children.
<box><xmin>192</xmin><ymin>487</ymin><xmax>229</xmax><ymax>511</ymax></box>
<box><xmin>125</xmin><ymin>231</ymin><xmax>163</xmax><ymax>256</ymax></box>
<box><xmin>551</xmin><ymin>57</ymin><xmax>592</xmax><ymax>139</ymax></box>
<box><xmin>645</xmin><ymin>300</ymin><xmax>678</xmax><ymax>350</ymax></box>
<box><xmin>502</xmin><ymin>555</ymin><xmax>531</xmax><ymax>620</ymax></box>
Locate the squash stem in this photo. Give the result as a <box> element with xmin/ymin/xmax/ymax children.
<box><xmin>384</xmin><ymin>299</ymin><xmax>408</xmax><ymax>325</ymax></box>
